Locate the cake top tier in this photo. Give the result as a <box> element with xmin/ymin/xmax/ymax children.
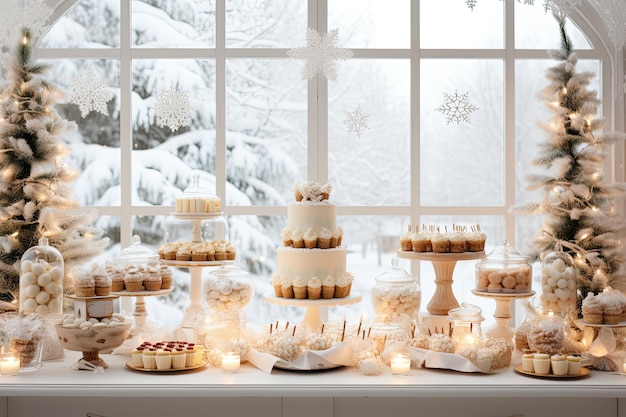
<box><xmin>294</xmin><ymin>182</ymin><xmax>332</xmax><ymax>202</ymax></box>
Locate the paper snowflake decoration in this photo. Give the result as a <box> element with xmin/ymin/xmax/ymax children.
<box><xmin>343</xmin><ymin>105</ymin><xmax>371</xmax><ymax>138</ymax></box>
<box><xmin>155</xmin><ymin>88</ymin><xmax>191</xmax><ymax>131</ymax></box>
<box><xmin>287</xmin><ymin>28</ymin><xmax>354</xmax><ymax>82</ymax></box>
<box><xmin>0</xmin><ymin>0</ymin><xmax>52</xmax><ymax>49</ymax></box>
<box><xmin>68</xmin><ymin>66</ymin><xmax>114</xmax><ymax>118</ymax></box>
<box><xmin>435</xmin><ymin>90</ymin><xmax>479</xmax><ymax>124</ymax></box>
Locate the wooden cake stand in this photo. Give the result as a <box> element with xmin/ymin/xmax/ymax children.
<box><xmin>263</xmin><ymin>292</ymin><xmax>362</xmax><ymax>333</ymax></box>
<box><xmin>397</xmin><ymin>250</ymin><xmax>484</xmax><ymax>315</ymax></box>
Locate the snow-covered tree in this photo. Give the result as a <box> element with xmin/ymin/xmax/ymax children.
<box><xmin>519</xmin><ymin>12</ymin><xmax>626</xmax><ymax>306</ymax></box>
<box><xmin>0</xmin><ymin>28</ymin><xmax>109</xmax><ymax>301</ymax></box>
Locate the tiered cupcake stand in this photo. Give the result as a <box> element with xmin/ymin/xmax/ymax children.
<box><xmin>163</xmin><ymin>212</ymin><xmax>233</xmax><ymax>328</ymax></box>
<box><xmin>263</xmin><ymin>293</ymin><xmax>361</xmax><ymax>333</ymax></box>
<box><xmin>397</xmin><ymin>250</ymin><xmax>483</xmax><ymax>332</ymax></box>
<box><xmin>471</xmin><ymin>289</ymin><xmax>535</xmax><ymax>341</ymax></box>
<box><xmin>111</xmin><ymin>288</ymin><xmax>172</xmax><ymax>336</ymax></box>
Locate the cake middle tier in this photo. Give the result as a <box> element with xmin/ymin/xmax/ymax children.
<box><xmin>276</xmin><ymin>246</ymin><xmax>346</xmax><ymax>280</ymax></box>
<box><xmin>287</xmin><ymin>201</ymin><xmax>336</xmax><ymax>233</ymax></box>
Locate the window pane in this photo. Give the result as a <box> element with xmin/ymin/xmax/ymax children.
<box><xmin>45</xmin><ymin>59</ymin><xmax>121</xmax><ymax>207</ymax></box>
<box><xmin>132</xmin><ymin>0</ymin><xmax>215</xmax><ymax>48</ymax></box>
<box><xmin>329</xmin><ymin>0</ymin><xmax>410</xmax><ymax>49</ymax></box>
<box><xmin>515</xmin><ymin>3</ymin><xmax>591</xmax><ymax>49</ymax></box>
<box><xmin>329</xmin><ymin>59</ymin><xmax>410</xmax><ymax>206</ymax></box>
<box><xmin>421</xmin><ymin>59</ymin><xmax>504</xmax><ymax>206</ymax></box>
<box><xmin>41</xmin><ymin>0</ymin><xmax>120</xmax><ymax>48</ymax></box>
<box><xmin>420</xmin><ymin>0</ymin><xmax>503</xmax><ymax>49</ymax></box>
<box><xmin>225</xmin><ymin>59</ymin><xmax>307</xmax><ymax>206</ymax></box>
<box><xmin>226</xmin><ymin>0</ymin><xmax>306</xmax><ymax>48</ymax></box>
<box><xmin>132</xmin><ymin>59</ymin><xmax>217</xmax><ymax>206</ymax></box>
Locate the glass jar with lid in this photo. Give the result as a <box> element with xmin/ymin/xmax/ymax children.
<box><xmin>19</xmin><ymin>237</ymin><xmax>64</xmax><ymax>316</ymax></box>
<box><xmin>117</xmin><ymin>235</ymin><xmax>159</xmax><ymax>267</ymax></box>
<box><xmin>204</xmin><ymin>264</ymin><xmax>254</xmax><ymax>315</ymax></box>
<box><xmin>540</xmin><ymin>244</ymin><xmax>577</xmax><ymax>314</ymax></box>
<box><xmin>175</xmin><ymin>174</ymin><xmax>221</xmax><ymax>215</ymax></box>
<box><xmin>371</xmin><ymin>258</ymin><xmax>421</xmax><ymax>323</ymax></box>
<box><xmin>475</xmin><ymin>240</ymin><xmax>532</xmax><ymax>294</ymax></box>
<box><xmin>447</xmin><ymin>303</ymin><xmax>484</xmax><ymax>348</ymax></box>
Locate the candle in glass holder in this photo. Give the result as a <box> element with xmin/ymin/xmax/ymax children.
<box><xmin>221</xmin><ymin>352</ymin><xmax>240</xmax><ymax>372</ymax></box>
<box><xmin>0</xmin><ymin>353</ymin><xmax>20</xmax><ymax>376</ymax></box>
<box><xmin>390</xmin><ymin>354</ymin><xmax>410</xmax><ymax>376</ymax></box>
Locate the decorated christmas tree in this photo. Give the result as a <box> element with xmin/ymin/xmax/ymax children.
<box><xmin>0</xmin><ymin>28</ymin><xmax>109</xmax><ymax>302</ymax></box>
<box><xmin>520</xmin><ymin>12</ymin><xmax>626</xmax><ymax>309</ymax></box>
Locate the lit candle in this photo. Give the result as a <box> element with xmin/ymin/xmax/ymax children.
<box><xmin>390</xmin><ymin>354</ymin><xmax>410</xmax><ymax>376</ymax></box>
<box><xmin>221</xmin><ymin>352</ymin><xmax>240</xmax><ymax>372</ymax></box>
<box><xmin>0</xmin><ymin>353</ymin><xmax>20</xmax><ymax>376</ymax></box>
<box><xmin>622</xmin><ymin>359</ymin><xmax>626</xmax><ymax>374</ymax></box>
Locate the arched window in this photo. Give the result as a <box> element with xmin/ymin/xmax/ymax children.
<box><xmin>36</xmin><ymin>0</ymin><xmax>623</xmax><ymax>327</ymax></box>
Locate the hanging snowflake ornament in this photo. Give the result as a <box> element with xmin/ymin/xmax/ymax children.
<box><xmin>466</xmin><ymin>0</ymin><xmax>478</xmax><ymax>10</ymax></box>
<box><xmin>155</xmin><ymin>88</ymin><xmax>191</xmax><ymax>132</ymax></box>
<box><xmin>343</xmin><ymin>104</ymin><xmax>371</xmax><ymax>138</ymax></box>
<box><xmin>435</xmin><ymin>90</ymin><xmax>479</xmax><ymax>125</ymax></box>
<box><xmin>0</xmin><ymin>0</ymin><xmax>52</xmax><ymax>49</ymax></box>
<box><xmin>68</xmin><ymin>66</ymin><xmax>114</xmax><ymax>118</ymax></box>
<box><xmin>287</xmin><ymin>28</ymin><xmax>354</xmax><ymax>82</ymax></box>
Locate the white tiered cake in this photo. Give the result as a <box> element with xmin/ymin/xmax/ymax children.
<box><xmin>270</xmin><ymin>182</ymin><xmax>353</xmax><ymax>300</ymax></box>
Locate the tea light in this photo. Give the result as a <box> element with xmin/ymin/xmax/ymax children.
<box><xmin>390</xmin><ymin>354</ymin><xmax>410</xmax><ymax>376</ymax></box>
<box><xmin>0</xmin><ymin>353</ymin><xmax>20</xmax><ymax>376</ymax></box>
<box><xmin>221</xmin><ymin>352</ymin><xmax>240</xmax><ymax>372</ymax></box>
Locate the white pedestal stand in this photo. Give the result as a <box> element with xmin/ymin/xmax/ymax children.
<box><xmin>263</xmin><ymin>293</ymin><xmax>362</xmax><ymax>333</ymax></box>
<box><xmin>112</xmin><ymin>288</ymin><xmax>172</xmax><ymax>336</ymax></box>
<box><xmin>471</xmin><ymin>289</ymin><xmax>535</xmax><ymax>342</ymax></box>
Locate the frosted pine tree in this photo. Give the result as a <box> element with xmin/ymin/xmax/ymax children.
<box><xmin>520</xmin><ymin>13</ymin><xmax>626</xmax><ymax>309</ymax></box>
<box><xmin>0</xmin><ymin>28</ymin><xmax>109</xmax><ymax>302</ymax></box>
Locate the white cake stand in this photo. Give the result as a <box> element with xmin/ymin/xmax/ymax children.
<box><xmin>263</xmin><ymin>292</ymin><xmax>362</xmax><ymax>332</ymax></box>
<box><xmin>471</xmin><ymin>289</ymin><xmax>535</xmax><ymax>342</ymax></box>
<box><xmin>112</xmin><ymin>288</ymin><xmax>172</xmax><ymax>336</ymax></box>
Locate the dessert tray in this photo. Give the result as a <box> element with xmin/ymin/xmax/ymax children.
<box><xmin>513</xmin><ymin>364</ymin><xmax>590</xmax><ymax>379</ymax></box>
<box><xmin>125</xmin><ymin>358</ymin><xmax>209</xmax><ymax>373</ymax></box>
<box><xmin>408</xmin><ymin>347</ymin><xmax>508</xmax><ymax>374</ymax></box>
<box><xmin>248</xmin><ymin>342</ymin><xmax>353</xmax><ymax>373</ymax></box>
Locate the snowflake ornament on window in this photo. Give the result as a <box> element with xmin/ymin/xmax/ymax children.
<box><xmin>0</xmin><ymin>0</ymin><xmax>52</xmax><ymax>49</ymax></box>
<box><xmin>287</xmin><ymin>28</ymin><xmax>354</xmax><ymax>82</ymax></box>
<box><xmin>155</xmin><ymin>88</ymin><xmax>191</xmax><ymax>132</ymax></box>
<box><xmin>68</xmin><ymin>66</ymin><xmax>114</xmax><ymax>118</ymax></box>
<box><xmin>343</xmin><ymin>105</ymin><xmax>371</xmax><ymax>138</ymax></box>
<box><xmin>435</xmin><ymin>90</ymin><xmax>479</xmax><ymax>125</ymax></box>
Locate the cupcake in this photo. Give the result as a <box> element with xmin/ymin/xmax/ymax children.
<box><xmin>281</xmin><ymin>275</ymin><xmax>294</xmax><ymax>298</ymax></box>
<box><xmin>190</xmin><ymin>243</ymin><xmax>207</xmax><ymax>262</ymax></box>
<box><xmin>74</xmin><ymin>272</ymin><xmax>95</xmax><ymax>297</ymax></box>
<box><xmin>582</xmin><ymin>293</ymin><xmax>603</xmax><ymax>324</ymax></box>
<box><xmin>521</xmin><ymin>352</ymin><xmax>535</xmax><ymax>373</ymax></box>
<box><xmin>158</xmin><ymin>260</ymin><xmax>173</xmax><ymax>289</ymax></box>
<box><xmin>205</xmin><ymin>242</ymin><xmax>216</xmax><ymax>262</ymax></box>
<box><xmin>448</xmin><ymin>232</ymin><xmax>467</xmax><ymax>253</ymax></box>
<box><xmin>551</xmin><ymin>354</ymin><xmax>568</xmax><ymax>375</ymax></box>
<box><xmin>131</xmin><ymin>346</ymin><xmax>145</xmax><ymax>368</ymax></box>
<box><xmin>467</xmin><ymin>232</ymin><xmax>487</xmax><ymax>252</ymax></box>
<box><xmin>292</xmin><ymin>229</ymin><xmax>305</xmax><ymax>248</ymax></box>
<box><xmin>603</xmin><ymin>302</ymin><xmax>622</xmax><ymax>325</ymax></box>
<box><xmin>335</xmin><ymin>272</ymin><xmax>353</xmax><ymax>298</ymax></box>
<box><xmin>307</xmin><ymin>276</ymin><xmax>322</xmax><ymax>300</ymax></box>
<box><xmin>533</xmin><ymin>353</ymin><xmax>551</xmax><ymax>375</ymax></box>
<box><xmin>184</xmin><ymin>346</ymin><xmax>196</xmax><ymax>367</ymax></box>
<box><xmin>431</xmin><ymin>233</ymin><xmax>449</xmax><ymax>253</ymax></box>
<box><xmin>92</xmin><ymin>263</ymin><xmax>112</xmax><ymax>296</ymax></box>
<box><xmin>335</xmin><ymin>226</ymin><xmax>343</xmax><ymax>246</ymax></box>
<box><xmin>567</xmin><ymin>355</ymin><xmax>582</xmax><ymax>375</ymax></box>
<box><xmin>213</xmin><ymin>241</ymin><xmax>227</xmax><ymax>261</ymax></box>
<box><xmin>108</xmin><ymin>264</ymin><xmax>125</xmax><ymax>292</ymax></box>
<box><xmin>163</xmin><ymin>243</ymin><xmax>178</xmax><ymax>261</ymax></box>
<box><xmin>399</xmin><ymin>226</ymin><xmax>413</xmax><ymax>251</ymax></box>
<box><xmin>176</xmin><ymin>245</ymin><xmax>191</xmax><ymax>262</ymax></box>
<box><xmin>155</xmin><ymin>349</ymin><xmax>172</xmax><ymax>370</ymax></box>
<box><xmin>142</xmin><ymin>348</ymin><xmax>157</xmax><ymax>370</ymax></box>
<box><xmin>322</xmin><ymin>275</ymin><xmax>335</xmax><ymax>299</ymax></box>
<box><xmin>123</xmin><ymin>265</ymin><xmax>144</xmax><ymax>292</ymax></box>
<box><xmin>281</xmin><ymin>227</ymin><xmax>293</xmax><ymax>247</ymax></box>
<box><xmin>226</xmin><ymin>243</ymin><xmax>236</xmax><ymax>261</ymax></box>
<box><xmin>293</xmin><ymin>276</ymin><xmax>307</xmax><ymax>299</ymax></box>
<box><xmin>143</xmin><ymin>263</ymin><xmax>162</xmax><ymax>291</ymax></box>
<box><xmin>412</xmin><ymin>231</ymin><xmax>432</xmax><ymax>252</ymax></box>
<box><xmin>304</xmin><ymin>227</ymin><xmax>318</xmax><ymax>249</ymax></box>
<box><xmin>171</xmin><ymin>348</ymin><xmax>186</xmax><ymax>369</ymax></box>
<box><xmin>318</xmin><ymin>227</ymin><xmax>332</xmax><ymax>249</ymax></box>
<box><xmin>330</xmin><ymin>228</ymin><xmax>339</xmax><ymax>248</ymax></box>
<box><xmin>270</xmin><ymin>274</ymin><xmax>283</xmax><ymax>297</ymax></box>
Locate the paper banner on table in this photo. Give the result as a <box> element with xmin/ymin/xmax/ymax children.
<box><xmin>409</xmin><ymin>347</ymin><xmax>507</xmax><ymax>374</ymax></box>
<box><xmin>248</xmin><ymin>342</ymin><xmax>353</xmax><ymax>373</ymax></box>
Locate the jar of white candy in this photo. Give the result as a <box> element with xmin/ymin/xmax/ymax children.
<box><xmin>475</xmin><ymin>240</ymin><xmax>532</xmax><ymax>294</ymax></box>
<box><xmin>540</xmin><ymin>246</ymin><xmax>577</xmax><ymax>314</ymax></box>
<box><xmin>19</xmin><ymin>237</ymin><xmax>64</xmax><ymax>316</ymax></box>
<box><xmin>203</xmin><ymin>264</ymin><xmax>254</xmax><ymax>314</ymax></box>
<box><xmin>371</xmin><ymin>258</ymin><xmax>421</xmax><ymax>322</ymax></box>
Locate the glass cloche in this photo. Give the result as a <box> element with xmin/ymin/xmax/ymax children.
<box><xmin>475</xmin><ymin>240</ymin><xmax>532</xmax><ymax>294</ymax></box>
<box><xmin>203</xmin><ymin>264</ymin><xmax>254</xmax><ymax>314</ymax></box>
<box><xmin>117</xmin><ymin>235</ymin><xmax>159</xmax><ymax>267</ymax></box>
<box><xmin>19</xmin><ymin>237</ymin><xmax>64</xmax><ymax>316</ymax></box>
<box><xmin>371</xmin><ymin>258</ymin><xmax>421</xmax><ymax>323</ymax></box>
